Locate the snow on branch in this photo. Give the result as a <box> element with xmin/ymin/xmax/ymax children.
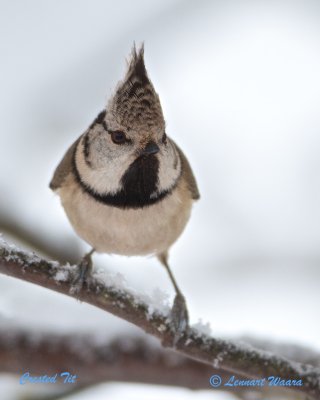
<box><xmin>0</xmin><ymin>237</ymin><xmax>319</xmax><ymax>399</ymax></box>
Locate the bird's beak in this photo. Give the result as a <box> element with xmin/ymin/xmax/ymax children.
<box><xmin>141</xmin><ymin>141</ymin><xmax>160</xmax><ymax>155</ymax></box>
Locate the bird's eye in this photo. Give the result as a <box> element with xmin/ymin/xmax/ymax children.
<box><xmin>111</xmin><ymin>131</ymin><xmax>126</xmax><ymax>144</ymax></box>
<box><xmin>162</xmin><ymin>132</ymin><xmax>167</xmax><ymax>145</ymax></box>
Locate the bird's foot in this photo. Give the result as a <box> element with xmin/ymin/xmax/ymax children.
<box><xmin>70</xmin><ymin>253</ymin><xmax>93</xmax><ymax>296</ymax></box>
<box><xmin>170</xmin><ymin>293</ymin><xmax>189</xmax><ymax>346</ymax></box>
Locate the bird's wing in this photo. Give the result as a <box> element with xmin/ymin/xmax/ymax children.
<box><xmin>172</xmin><ymin>140</ymin><xmax>200</xmax><ymax>200</ymax></box>
<box><xmin>49</xmin><ymin>137</ymin><xmax>81</xmax><ymax>191</ymax></box>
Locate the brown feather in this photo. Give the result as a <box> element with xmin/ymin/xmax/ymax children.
<box><xmin>172</xmin><ymin>140</ymin><xmax>200</xmax><ymax>200</ymax></box>
<box><xmin>49</xmin><ymin>137</ymin><xmax>81</xmax><ymax>191</ymax></box>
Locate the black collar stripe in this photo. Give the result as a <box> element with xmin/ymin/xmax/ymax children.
<box><xmin>72</xmin><ymin>146</ymin><xmax>179</xmax><ymax>209</ymax></box>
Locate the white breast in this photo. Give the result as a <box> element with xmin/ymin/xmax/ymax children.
<box><xmin>58</xmin><ymin>174</ymin><xmax>192</xmax><ymax>256</ymax></box>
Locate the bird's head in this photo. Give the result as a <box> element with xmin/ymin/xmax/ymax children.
<box><xmin>73</xmin><ymin>45</ymin><xmax>181</xmax><ymax>208</ymax></box>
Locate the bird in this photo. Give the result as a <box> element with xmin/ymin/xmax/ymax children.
<box><xmin>49</xmin><ymin>45</ymin><xmax>200</xmax><ymax>339</ymax></box>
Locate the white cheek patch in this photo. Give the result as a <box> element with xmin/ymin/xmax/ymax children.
<box><xmin>75</xmin><ymin>135</ymin><xmax>181</xmax><ymax>198</ymax></box>
<box><xmin>157</xmin><ymin>142</ymin><xmax>181</xmax><ymax>193</ymax></box>
<box><xmin>75</xmin><ymin>137</ymin><xmax>134</xmax><ymax>194</ymax></box>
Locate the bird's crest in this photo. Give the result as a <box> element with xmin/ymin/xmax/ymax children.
<box><xmin>108</xmin><ymin>44</ymin><xmax>165</xmax><ymax>131</ymax></box>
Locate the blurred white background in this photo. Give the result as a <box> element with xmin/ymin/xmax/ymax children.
<box><xmin>1</xmin><ymin>0</ymin><xmax>320</xmax><ymax>399</ymax></box>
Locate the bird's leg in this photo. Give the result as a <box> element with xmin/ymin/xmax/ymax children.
<box><xmin>71</xmin><ymin>248</ymin><xmax>95</xmax><ymax>292</ymax></box>
<box><xmin>158</xmin><ymin>252</ymin><xmax>189</xmax><ymax>345</ymax></box>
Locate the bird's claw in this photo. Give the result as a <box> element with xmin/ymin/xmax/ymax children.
<box><xmin>170</xmin><ymin>293</ymin><xmax>189</xmax><ymax>346</ymax></box>
<box><xmin>70</xmin><ymin>254</ymin><xmax>93</xmax><ymax>296</ymax></box>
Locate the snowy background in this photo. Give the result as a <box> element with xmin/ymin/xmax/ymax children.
<box><xmin>1</xmin><ymin>0</ymin><xmax>320</xmax><ymax>399</ymax></box>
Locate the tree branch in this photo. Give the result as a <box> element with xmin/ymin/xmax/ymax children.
<box><xmin>0</xmin><ymin>237</ymin><xmax>319</xmax><ymax>399</ymax></box>
<box><xmin>0</xmin><ymin>329</ymin><xmax>313</xmax><ymax>400</ymax></box>
<box><xmin>0</xmin><ymin>212</ymin><xmax>81</xmax><ymax>263</ymax></box>
<box><xmin>0</xmin><ymin>329</ymin><xmax>242</xmax><ymax>391</ymax></box>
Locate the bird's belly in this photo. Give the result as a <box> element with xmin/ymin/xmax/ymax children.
<box><xmin>59</xmin><ymin>177</ymin><xmax>192</xmax><ymax>256</ymax></box>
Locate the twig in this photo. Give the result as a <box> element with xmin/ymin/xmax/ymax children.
<box><xmin>0</xmin><ymin>213</ymin><xmax>81</xmax><ymax>263</ymax></box>
<box><xmin>0</xmin><ymin>329</ymin><xmax>311</xmax><ymax>400</ymax></box>
<box><xmin>0</xmin><ymin>329</ymin><xmax>242</xmax><ymax>390</ymax></box>
<box><xmin>0</xmin><ymin>238</ymin><xmax>319</xmax><ymax>399</ymax></box>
